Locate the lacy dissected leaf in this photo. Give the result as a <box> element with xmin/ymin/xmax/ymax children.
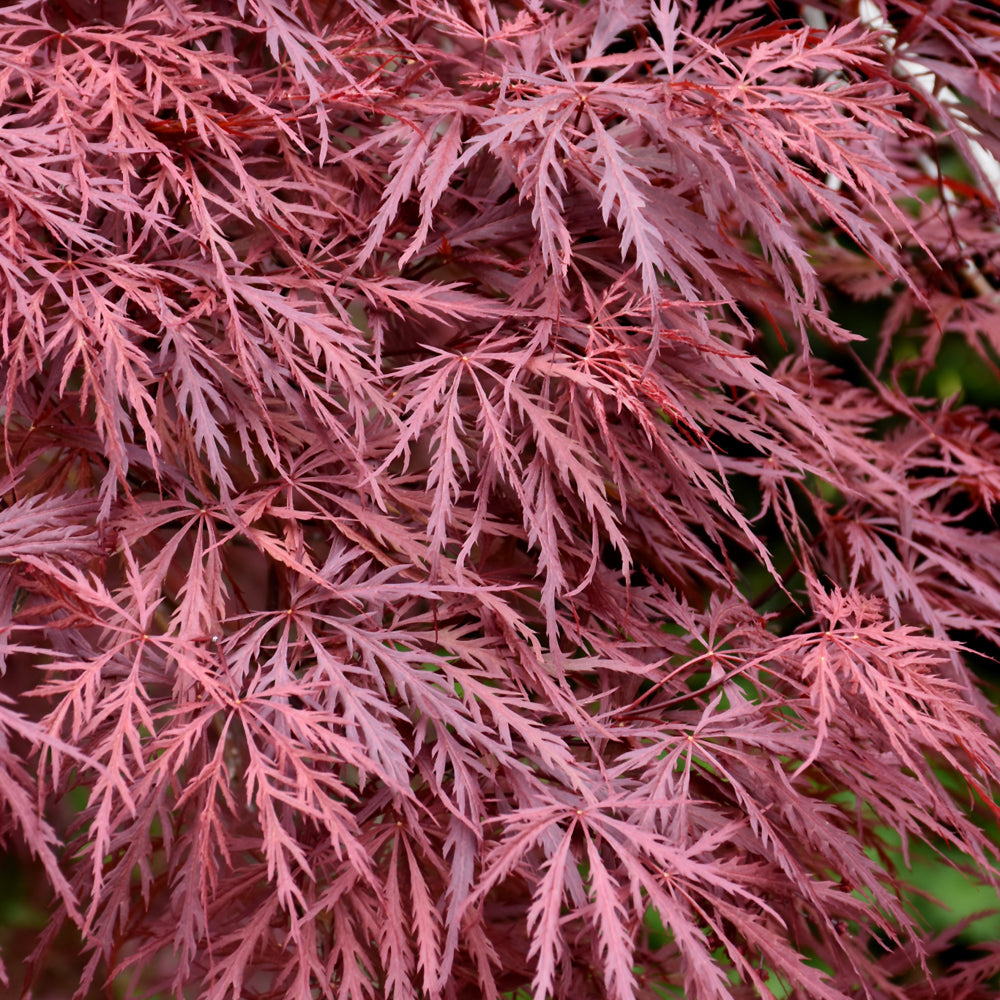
<box><xmin>2</xmin><ymin>1</ymin><xmax>1000</xmax><ymax>999</ymax></box>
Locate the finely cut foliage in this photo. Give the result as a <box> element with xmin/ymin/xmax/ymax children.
<box><xmin>2</xmin><ymin>0</ymin><xmax>1000</xmax><ymax>998</ymax></box>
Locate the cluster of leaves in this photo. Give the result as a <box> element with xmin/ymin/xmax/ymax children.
<box><xmin>2</xmin><ymin>0</ymin><xmax>1000</xmax><ymax>997</ymax></box>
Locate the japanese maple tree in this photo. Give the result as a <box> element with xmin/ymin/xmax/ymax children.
<box><xmin>2</xmin><ymin>0</ymin><xmax>1000</xmax><ymax>997</ymax></box>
